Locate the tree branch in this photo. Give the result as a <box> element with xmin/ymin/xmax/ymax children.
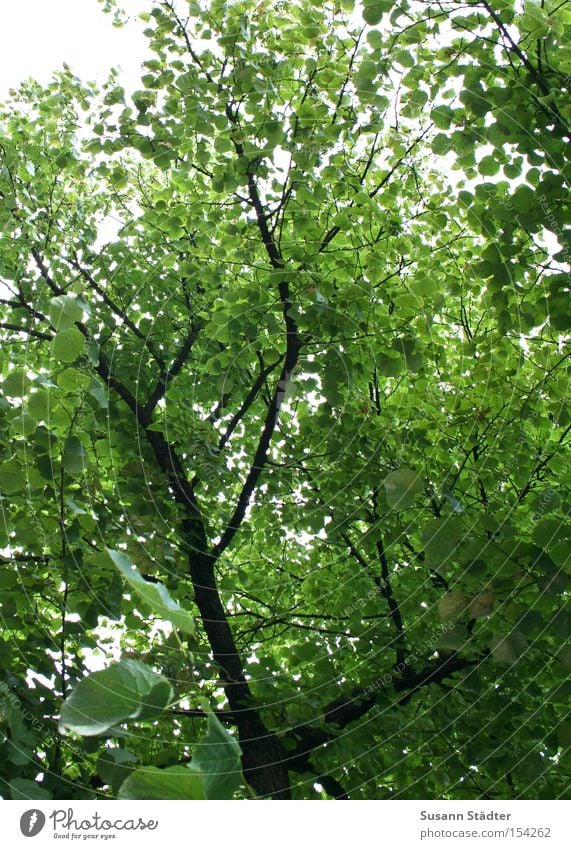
<box><xmin>0</xmin><ymin>322</ymin><xmax>53</xmax><ymax>341</ymax></box>
<box><xmin>69</xmin><ymin>258</ymin><xmax>166</xmax><ymax>370</ymax></box>
<box><xmin>31</xmin><ymin>248</ymin><xmax>65</xmax><ymax>295</ymax></box>
<box><xmin>316</xmin><ymin>127</ymin><xmax>432</xmax><ymax>254</ymax></box>
<box><xmin>376</xmin><ymin>535</ymin><xmax>406</xmax><ymax>668</ymax></box>
<box><xmin>142</xmin><ymin>322</ymin><xmax>202</xmax><ymax>424</ymax></box>
<box><xmin>210</xmin><ymin>109</ymin><xmax>302</xmax><ymax>558</ymax></box>
<box><xmin>218</xmin><ymin>354</ymin><xmax>282</xmax><ymax>451</ymax></box>
<box><xmin>212</xmin><ymin>328</ymin><xmax>301</xmax><ymax>560</ymax></box>
<box><xmin>288</xmin><ymin>650</ymin><xmax>488</xmax><ymax>762</ymax></box>
<box><xmin>478</xmin><ymin>0</ymin><xmax>567</xmax><ymax>132</ymax></box>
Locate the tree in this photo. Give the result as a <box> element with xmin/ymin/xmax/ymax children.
<box><xmin>0</xmin><ymin>0</ymin><xmax>569</xmax><ymax>801</ymax></box>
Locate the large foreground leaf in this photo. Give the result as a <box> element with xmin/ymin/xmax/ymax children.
<box><xmin>118</xmin><ymin>766</ymin><xmax>206</xmax><ymax>800</ymax></box>
<box><xmin>108</xmin><ymin>549</ymin><xmax>195</xmax><ymax>635</ymax></box>
<box><xmin>119</xmin><ymin>712</ymin><xmax>242</xmax><ymax>800</ymax></box>
<box><xmin>191</xmin><ymin>710</ymin><xmax>243</xmax><ymax>800</ymax></box>
<box><xmin>59</xmin><ymin>660</ymin><xmax>173</xmax><ymax>736</ymax></box>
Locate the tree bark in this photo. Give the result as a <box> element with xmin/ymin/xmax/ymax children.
<box><xmin>188</xmin><ymin>549</ymin><xmax>290</xmax><ymax>798</ymax></box>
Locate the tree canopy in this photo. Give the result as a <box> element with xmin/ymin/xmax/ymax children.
<box><xmin>0</xmin><ymin>0</ymin><xmax>569</xmax><ymax>801</ymax></box>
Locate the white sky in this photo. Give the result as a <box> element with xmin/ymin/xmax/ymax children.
<box><xmin>0</xmin><ymin>0</ymin><xmax>147</xmax><ymax>98</ymax></box>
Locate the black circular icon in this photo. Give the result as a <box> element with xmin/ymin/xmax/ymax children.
<box><xmin>19</xmin><ymin>810</ymin><xmax>46</xmax><ymax>837</ymax></box>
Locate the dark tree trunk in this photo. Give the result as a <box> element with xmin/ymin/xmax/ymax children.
<box><xmin>189</xmin><ymin>550</ymin><xmax>291</xmax><ymax>799</ymax></box>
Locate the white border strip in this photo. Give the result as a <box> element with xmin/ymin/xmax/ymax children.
<box><xmin>2</xmin><ymin>800</ymin><xmax>569</xmax><ymax>848</ymax></box>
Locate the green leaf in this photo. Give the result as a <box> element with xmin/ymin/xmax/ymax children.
<box><xmin>0</xmin><ymin>459</ymin><xmax>27</xmax><ymax>494</ymax></box>
<box><xmin>110</xmin><ymin>167</ymin><xmax>128</xmax><ymax>189</ymax></box>
<box><xmin>376</xmin><ymin>353</ymin><xmax>404</xmax><ymax>377</ymax></box>
<box><xmin>59</xmin><ymin>660</ymin><xmax>173</xmax><ymax>736</ymax></box>
<box><xmin>9</xmin><ymin>778</ymin><xmax>52</xmax><ymax>800</ymax></box>
<box><xmin>557</xmin><ymin>721</ymin><xmax>571</xmax><ymax>748</ymax></box>
<box><xmin>65</xmin><ymin>496</ymin><xmax>87</xmax><ymax>514</ymax></box>
<box><xmin>438</xmin><ymin>591</ymin><xmax>466</xmax><ymax>622</ymax></box>
<box><xmin>2</xmin><ymin>368</ymin><xmax>31</xmax><ymax>398</ymax></box>
<box><xmin>118</xmin><ymin>710</ymin><xmax>242</xmax><ymax>799</ymax></box>
<box><xmin>382</xmin><ymin>467</ymin><xmax>423</xmax><ymax>509</ymax></box>
<box><xmin>436</xmin><ymin>625</ymin><xmax>468</xmax><ymax>651</ymax></box>
<box><xmin>51</xmin><ymin>327</ymin><xmax>85</xmax><ymax>363</ymax></box>
<box><xmin>97</xmin><ymin>748</ymin><xmax>138</xmax><ymax>793</ymax></box>
<box><xmin>49</xmin><ymin>295</ymin><xmax>84</xmax><ymax>330</ymax></box>
<box><xmin>27</xmin><ymin>388</ymin><xmax>50</xmax><ymax>420</ymax></box>
<box><xmin>62</xmin><ymin>436</ymin><xmax>87</xmax><ymax>475</ymax></box>
<box><xmin>362</xmin><ymin>1</ymin><xmax>391</xmax><ymax>26</ymax></box>
<box><xmin>468</xmin><ymin>591</ymin><xmax>496</xmax><ymax>619</ymax></box>
<box><xmin>191</xmin><ymin>710</ymin><xmax>243</xmax><ymax>800</ymax></box>
<box><xmin>88</xmin><ymin>377</ymin><xmax>108</xmax><ymax>408</ymax></box>
<box><xmin>511</xmin><ymin>185</ymin><xmax>535</xmax><ymax>213</ymax></box>
<box><xmin>431</xmin><ymin>133</ymin><xmax>452</xmax><ymax>155</ymax></box>
<box><xmin>490</xmin><ymin>632</ymin><xmax>528</xmax><ymax>665</ymax></box>
<box><xmin>107</xmin><ymin>549</ymin><xmax>195</xmax><ymax>635</ymax></box>
<box><xmin>478</xmin><ymin>155</ymin><xmax>500</xmax><ymax>176</ymax></box>
<box><xmin>422</xmin><ymin>518</ymin><xmax>463</xmax><ymax>564</ymax></box>
<box><xmin>57</xmin><ymin>367</ymin><xmax>90</xmax><ymax>392</ymax></box>
<box><xmin>118</xmin><ymin>765</ymin><xmax>206</xmax><ymax>800</ymax></box>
